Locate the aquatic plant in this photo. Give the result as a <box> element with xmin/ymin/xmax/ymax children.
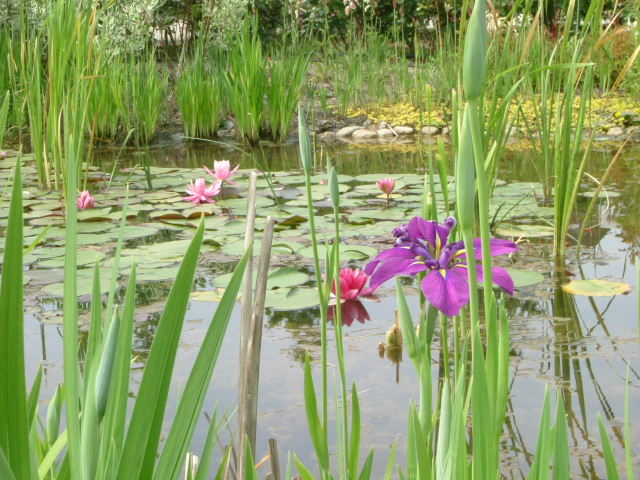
<box><xmin>176</xmin><ymin>46</ymin><xmax>223</xmax><ymax>139</ymax></box>
<box><xmin>265</xmin><ymin>48</ymin><xmax>311</xmax><ymax>142</ymax></box>
<box><xmin>332</xmin><ymin>268</ymin><xmax>373</xmax><ymax>300</ymax></box>
<box><xmin>129</xmin><ymin>52</ymin><xmax>168</xmax><ymax>146</ymax></box>
<box><xmin>77</xmin><ymin>190</ymin><xmax>95</xmax><ymax>210</ymax></box>
<box><xmin>366</xmin><ymin>217</ymin><xmax>518</xmax><ymax>316</ymax></box>
<box><xmin>224</xmin><ymin>19</ymin><xmax>267</xmax><ymax>144</ymax></box>
<box><xmin>376</xmin><ymin>177</ymin><xmax>395</xmax><ymax>206</ymax></box>
<box><xmin>0</xmin><ymin>157</ymin><xmax>250</xmax><ymax>479</ymax></box>
<box><xmin>205</xmin><ymin>160</ymin><xmax>238</xmax><ymax>185</ymax></box>
<box><xmin>185</xmin><ymin>178</ymin><xmax>221</xmax><ymax>205</ymax></box>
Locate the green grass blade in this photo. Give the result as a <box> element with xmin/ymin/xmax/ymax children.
<box><xmin>212</xmin><ymin>445</ymin><xmax>232</xmax><ymax>480</ymax></box>
<box><xmin>193</xmin><ymin>409</ymin><xmax>220</xmax><ymax>480</ymax></box>
<box><xmin>303</xmin><ymin>352</ymin><xmax>329</xmax><ymax>471</ymax></box>
<box><xmin>294</xmin><ymin>454</ymin><xmax>316</xmax><ymax>480</ymax></box>
<box><xmin>349</xmin><ymin>382</ymin><xmax>361</xmax><ymax>479</ymax></box>
<box><xmin>84</xmin><ymin>260</ymin><xmax>103</xmax><ymax>396</ymax></box>
<box><xmin>115</xmin><ymin>221</ymin><xmax>205</xmax><ymax>479</ymax></box>
<box><xmin>96</xmin><ymin>265</ymin><xmax>136</xmax><ymax>480</ymax></box>
<box><xmin>37</xmin><ymin>430</ymin><xmax>68</xmax><ymax>479</ymax></box>
<box><xmin>243</xmin><ymin>437</ymin><xmax>260</xmax><ymax>480</ymax></box>
<box><xmin>383</xmin><ymin>441</ymin><xmax>397</xmax><ymax>480</ymax></box>
<box><xmin>27</xmin><ymin>366</ymin><xmax>43</xmax><ymax>429</ymax></box>
<box><xmin>62</xmin><ymin>139</ymin><xmax>81</xmax><ymax>479</ymax></box>
<box><xmin>552</xmin><ymin>392</ymin><xmax>570</xmax><ymax>480</ymax></box>
<box><xmin>528</xmin><ymin>387</ymin><xmax>552</xmax><ymax>480</ymax></box>
<box><xmin>597</xmin><ymin>414</ymin><xmax>620</xmax><ymax>480</ymax></box>
<box><xmin>358</xmin><ymin>449</ymin><xmax>374</xmax><ymax>480</ymax></box>
<box><xmin>0</xmin><ymin>447</ymin><xmax>17</xmax><ymax>480</ymax></box>
<box><xmin>0</xmin><ymin>159</ymin><xmax>32</xmax><ymax>479</ymax></box>
<box><xmin>154</xmin><ymin>246</ymin><xmax>250</xmax><ymax>479</ymax></box>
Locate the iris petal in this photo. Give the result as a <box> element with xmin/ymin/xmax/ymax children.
<box><xmin>476</xmin><ymin>266</ymin><xmax>516</xmax><ymax>295</ymax></box>
<box><xmin>421</xmin><ymin>267</ymin><xmax>470</xmax><ymax>316</ymax></box>
<box><xmin>369</xmin><ymin>258</ymin><xmax>426</xmax><ymax>291</ymax></box>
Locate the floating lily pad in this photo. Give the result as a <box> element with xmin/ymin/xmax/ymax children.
<box><xmin>264</xmin><ymin>287</ymin><xmax>319</xmax><ymax>310</ymax></box>
<box><xmin>212</xmin><ymin>266</ymin><xmax>309</xmax><ymax>290</ymax></box>
<box><xmin>505</xmin><ymin>268</ymin><xmax>545</xmax><ymax>288</ymax></box>
<box><xmin>494</xmin><ymin>223</ymin><xmax>554</xmax><ymax>238</ymax></box>
<box><xmin>562</xmin><ymin>279</ymin><xmax>631</xmax><ymax>296</ymax></box>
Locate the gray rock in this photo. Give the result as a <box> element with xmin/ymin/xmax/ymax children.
<box><xmin>422</xmin><ymin>126</ymin><xmax>439</xmax><ymax>136</ymax></box>
<box><xmin>377</xmin><ymin>128</ymin><xmax>395</xmax><ymax>138</ymax></box>
<box><xmin>394</xmin><ymin>125</ymin><xmax>415</xmax><ymax>135</ymax></box>
<box><xmin>441</xmin><ymin>126</ymin><xmax>452</xmax><ymax>135</ymax></box>
<box><xmin>352</xmin><ymin>129</ymin><xmax>378</xmax><ymax>140</ymax></box>
<box><xmin>606</xmin><ymin>126</ymin><xmax>624</xmax><ymax>137</ymax></box>
<box><xmin>336</xmin><ymin>126</ymin><xmax>361</xmax><ymax>137</ymax></box>
<box><xmin>222</xmin><ymin>118</ymin><xmax>234</xmax><ymax>130</ymax></box>
<box><xmin>318</xmin><ymin>131</ymin><xmax>336</xmax><ymax>142</ymax></box>
<box><xmin>363</xmin><ymin>118</ymin><xmax>373</xmax><ymax>127</ymax></box>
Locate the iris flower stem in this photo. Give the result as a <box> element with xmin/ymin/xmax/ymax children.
<box><xmin>439</xmin><ymin>312</ymin><xmax>450</xmax><ymax>379</ymax></box>
<box><xmin>332</xmin><ymin>195</ymin><xmax>350</xmax><ymax>477</ymax></box>
<box><xmin>303</xmin><ymin>170</ymin><xmax>329</xmax><ymax>444</ymax></box>
<box><xmin>468</xmin><ymin>99</ymin><xmax>494</xmax><ymax>308</ymax></box>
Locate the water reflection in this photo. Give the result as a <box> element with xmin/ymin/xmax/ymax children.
<box><xmin>328</xmin><ymin>300</ymin><xmax>371</xmax><ymax>326</ymax></box>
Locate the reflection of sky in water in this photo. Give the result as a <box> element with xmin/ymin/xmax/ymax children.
<box><xmin>25</xmin><ymin>144</ymin><xmax>640</xmax><ymax>478</ymax></box>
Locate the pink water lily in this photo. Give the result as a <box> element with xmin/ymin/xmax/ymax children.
<box><xmin>377</xmin><ymin>177</ymin><xmax>395</xmax><ymax>194</ymax></box>
<box><xmin>77</xmin><ymin>190</ymin><xmax>95</xmax><ymax>210</ymax></box>
<box><xmin>332</xmin><ymin>267</ymin><xmax>374</xmax><ymax>300</ymax></box>
<box><xmin>185</xmin><ymin>178</ymin><xmax>221</xmax><ymax>205</ymax></box>
<box><xmin>377</xmin><ymin>177</ymin><xmax>395</xmax><ymax>207</ymax></box>
<box><xmin>204</xmin><ymin>160</ymin><xmax>238</xmax><ymax>185</ymax></box>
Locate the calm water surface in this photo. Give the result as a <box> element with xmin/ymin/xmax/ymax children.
<box><xmin>23</xmin><ymin>140</ymin><xmax>640</xmax><ymax>478</ymax></box>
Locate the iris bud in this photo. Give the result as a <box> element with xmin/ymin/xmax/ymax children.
<box><xmin>462</xmin><ymin>0</ymin><xmax>487</xmax><ymax>101</ymax></box>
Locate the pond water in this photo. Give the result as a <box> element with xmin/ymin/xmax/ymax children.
<box><xmin>9</xmin><ymin>139</ymin><xmax>640</xmax><ymax>478</ymax></box>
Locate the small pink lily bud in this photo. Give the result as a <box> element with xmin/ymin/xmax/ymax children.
<box><xmin>77</xmin><ymin>190</ymin><xmax>95</xmax><ymax>210</ymax></box>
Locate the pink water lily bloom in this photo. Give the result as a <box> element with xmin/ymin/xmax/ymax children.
<box><xmin>377</xmin><ymin>177</ymin><xmax>395</xmax><ymax>195</ymax></box>
<box><xmin>77</xmin><ymin>190</ymin><xmax>95</xmax><ymax>210</ymax></box>
<box><xmin>185</xmin><ymin>178</ymin><xmax>221</xmax><ymax>205</ymax></box>
<box><xmin>332</xmin><ymin>268</ymin><xmax>374</xmax><ymax>300</ymax></box>
<box><xmin>204</xmin><ymin>160</ymin><xmax>239</xmax><ymax>185</ymax></box>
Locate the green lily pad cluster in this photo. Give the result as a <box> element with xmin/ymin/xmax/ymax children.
<box><xmin>0</xmin><ymin>151</ymin><xmax>550</xmax><ymax>315</ymax></box>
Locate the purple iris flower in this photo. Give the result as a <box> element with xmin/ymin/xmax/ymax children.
<box><xmin>364</xmin><ymin>216</ymin><xmax>519</xmax><ymax>316</ymax></box>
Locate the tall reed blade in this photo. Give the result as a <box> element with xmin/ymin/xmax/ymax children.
<box><xmin>0</xmin><ymin>159</ymin><xmax>32</xmax><ymax>479</ymax></box>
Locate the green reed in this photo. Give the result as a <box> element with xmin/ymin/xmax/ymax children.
<box><xmin>88</xmin><ymin>54</ymin><xmax>129</xmax><ymax>142</ymax></box>
<box><xmin>224</xmin><ymin>19</ymin><xmax>267</xmax><ymax>144</ymax></box>
<box><xmin>129</xmin><ymin>52</ymin><xmax>168</xmax><ymax>146</ymax></box>
<box><xmin>266</xmin><ymin>48</ymin><xmax>311</xmax><ymax>142</ymax></box>
<box><xmin>177</xmin><ymin>52</ymin><xmax>223</xmax><ymax>139</ymax></box>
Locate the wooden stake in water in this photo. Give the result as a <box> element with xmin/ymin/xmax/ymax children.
<box><xmin>237</xmin><ymin>171</ymin><xmax>257</xmax><ymax>477</ymax></box>
<box><xmin>239</xmin><ymin>171</ymin><xmax>257</xmax><ymax>373</ymax></box>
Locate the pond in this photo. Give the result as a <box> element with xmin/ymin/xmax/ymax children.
<box><xmin>7</xmin><ymin>139</ymin><xmax>640</xmax><ymax>478</ymax></box>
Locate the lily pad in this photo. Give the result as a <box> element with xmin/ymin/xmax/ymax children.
<box><xmin>212</xmin><ymin>266</ymin><xmax>309</xmax><ymax>290</ymax></box>
<box><xmin>264</xmin><ymin>287</ymin><xmax>320</xmax><ymax>310</ymax></box>
<box><xmin>494</xmin><ymin>223</ymin><xmax>555</xmax><ymax>238</ymax></box>
<box><xmin>505</xmin><ymin>268</ymin><xmax>545</xmax><ymax>288</ymax></box>
<box><xmin>561</xmin><ymin>279</ymin><xmax>631</xmax><ymax>296</ymax></box>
